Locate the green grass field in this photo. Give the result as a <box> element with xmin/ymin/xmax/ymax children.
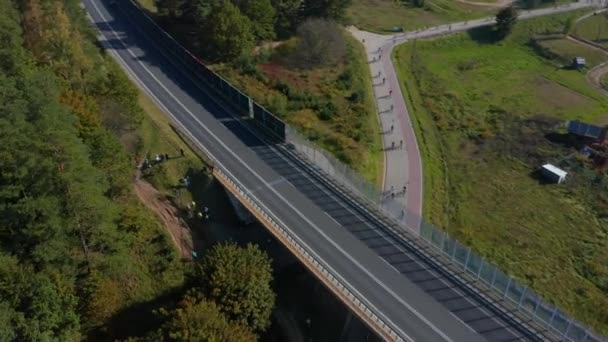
<box><xmin>536</xmin><ymin>37</ymin><xmax>608</xmax><ymax>67</ymax></box>
<box><xmin>573</xmin><ymin>12</ymin><xmax>608</xmax><ymax>48</ymax></box>
<box><xmin>393</xmin><ymin>11</ymin><xmax>608</xmax><ymax>334</ymax></box>
<box><xmin>347</xmin><ymin>0</ymin><xmax>495</xmax><ymax>33</ymax></box>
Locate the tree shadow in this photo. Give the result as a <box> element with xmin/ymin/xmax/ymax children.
<box><xmin>86</xmin><ymin>284</ymin><xmax>192</xmax><ymax>341</ymax></box>
<box><xmin>544</xmin><ymin>132</ymin><xmax>591</xmax><ymax>150</ymax></box>
<box><xmin>467</xmin><ymin>26</ymin><xmax>501</xmax><ymax>45</ymax></box>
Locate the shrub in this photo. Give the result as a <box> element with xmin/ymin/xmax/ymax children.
<box><xmin>291</xmin><ymin>18</ymin><xmax>347</xmax><ymax>69</ymax></box>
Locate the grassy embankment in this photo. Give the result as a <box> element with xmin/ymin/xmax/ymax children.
<box><xmin>573</xmin><ymin>12</ymin><xmax>608</xmax><ymax>48</ymax></box>
<box><xmin>393</xmin><ymin>11</ymin><xmax>608</xmax><ymax>334</ymax></box>
<box><xmin>136</xmin><ymin>93</ymin><xmax>203</xmax><ymax>195</ymax></box>
<box><xmin>347</xmin><ymin>0</ymin><xmax>494</xmax><ymax>33</ymax></box>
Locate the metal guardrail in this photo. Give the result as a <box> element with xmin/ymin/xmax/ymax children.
<box><xmin>213</xmin><ymin>167</ymin><xmax>403</xmax><ymax>341</ymax></box>
<box><xmin>109</xmin><ymin>1</ymin><xmax>606</xmax><ymax>340</ymax></box>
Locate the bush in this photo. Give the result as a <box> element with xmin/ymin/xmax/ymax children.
<box><xmin>291</xmin><ymin>18</ymin><xmax>347</xmax><ymax>69</ymax></box>
<box><xmin>317</xmin><ymin>101</ymin><xmax>336</xmax><ymax>120</ymax></box>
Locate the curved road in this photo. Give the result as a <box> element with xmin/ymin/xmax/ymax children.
<box><xmin>82</xmin><ymin>0</ymin><xmax>583</xmax><ymax>340</ymax></box>
<box><xmin>351</xmin><ymin>0</ymin><xmax>606</xmax><ymax>232</ymax></box>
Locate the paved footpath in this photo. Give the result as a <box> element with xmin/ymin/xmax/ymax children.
<box><xmin>348</xmin><ymin>0</ymin><xmax>606</xmax><ymax>232</ymax></box>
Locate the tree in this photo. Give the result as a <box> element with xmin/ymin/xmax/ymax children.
<box><xmin>292</xmin><ymin>18</ymin><xmax>346</xmax><ymax>69</ymax></box>
<box><xmin>271</xmin><ymin>0</ymin><xmax>303</xmax><ymax>38</ymax></box>
<box><xmin>200</xmin><ymin>243</ymin><xmax>275</xmax><ymax>332</ymax></box>
<box><xmin>154</xmin><ymin>294</ymin><xmax>256</xmax><ymax>342</ymax></box>
<box><xmin>495</xmin><ymin>6</ymin><xmax>517</xmax><ymax>39</ymax></box>
<box><xmin>233</xmin><ymin>0</ymin><xmax>276</xmax><ymax>41</ymax></box>
<box><xmin>155</xmin><ymin>0</ymin><xmax>185</xmax><ymax>19</ymax></box>
<box><xmin>413</xmin><ymin>0</ymin><xmax>425</xmax><ymax>8</ymax></box>
<box><xmin>301</xmin><ymin>0</ymin><xmax>351</xmax><ymax>20</ymax></box>
<box><xmin>199</xmin><ymin>0</ymin><xmax>255</xmax><ymax>61</ymax></box>
<box><xmin>0</xmin><ymin>256</ymin><xmax>80</xmax><ymax>341</ymax></box>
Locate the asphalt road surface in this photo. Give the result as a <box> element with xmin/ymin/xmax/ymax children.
<box><xmin>83</xmin><ymin>0</ymin><xmax>547</xmax><ymax>340</ymax></box>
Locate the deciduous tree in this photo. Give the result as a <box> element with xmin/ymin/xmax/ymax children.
<box><xmin>200</xmin><ymin>243</ymin><xmax>275</xmax><ymax>332</ymax></box>
<box><xmin>157</xmin><ymin>294</ymin><xmax>256</xmax><ymax>342</ymax></box>
<box><xmin>495</xmin><ymin>6</ymin><xmax>517</xmax><ymax>39</ymax></box>
<box><xmin>234</xmin><ymin>0</ymin><xmax>276</xmax><ymax>41</ymax></box>
<box><xmin>199</xmin><ymin>0</ymin><xmax>254</xmax><ymax>61</ymax></box>
<box><xmin>292</xmin><ymin>18</ymin><xmax>346</xmax><ymax>68</ymax></box>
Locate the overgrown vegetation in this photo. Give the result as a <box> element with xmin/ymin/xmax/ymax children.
<box><xmin>154</xmin><ymin>0</ymin><xmax>353</xmax><ymax>61</ymax></box>
<box><xmin>147</xmin><ymin>0</ymin><xmax>382</xmax><ymax>183</ymax></box>
<box><xmin>393</xmin><ymin>11</ymin><xmax>608</xmax><ymax>333</ymax></box>
<box><xmin>212</xmin><ymin>33</ymin><xmax>383</xmax><ymax>182</ymax></box>
<box><xmin>0</xmin><ymin>0</ymin><xmax>276</xmax><ymax>340</ymax></box>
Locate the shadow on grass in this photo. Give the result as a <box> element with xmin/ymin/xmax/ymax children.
<box><xmin>528</xmin><ymin>168</ymin><xmax>555</xmax><ymax>185</ymax></box>
<box><xmin>545</xmin><ymin>132</ymin><xmax>591</xmax><ymax>150</ymax></box>
<box><xmin>467</xmin><ymin>26</ymin><xmax>501</xmax><ymax>44</ymax></box>
<box><xmin>86</xmin><ymin>284</ymin><xmax>192</xmax><ymax>341</ymax></box>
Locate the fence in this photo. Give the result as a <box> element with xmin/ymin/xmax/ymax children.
<box><xmin>110</xmin><ymin>1</ymin><xmax>605</xmax><ymax>341</ymax></box>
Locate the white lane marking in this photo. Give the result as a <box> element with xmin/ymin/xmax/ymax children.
<box><xmin>258</xmin><ymin>125</ymin><xmax>523</xmax><ymax>338</ymax></box>
<box><xmin>249</xmin><ymin>177</ymin><xmax>287</xmax><ymax>194</ymax></box>
<box><xmin>90</xmin><ymin>2</ymin><xmax>516</xmax><ymax>340</ymax></box>
<box><xmin>86</xmin><ymin>2</ymin><xmax>425</xmax><ymax>340</ymax></box>
<box><xmin>90</xmin><ymin>18</ymin><xmax>414</xmax><ymax>342</ymax></box>
<box><xmin>90</xmin><ymin>2</ymin><xmax>522</xmax><ymax>340</ymax></box>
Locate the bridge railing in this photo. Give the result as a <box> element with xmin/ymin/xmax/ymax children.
<box><xmin>212</xmin><ymin>167</ymin><xmax>402</xmax><ymax>341</ymax></box>
<box><xmin>109</xmin><ymin>1</ymin><xmax>604</xmax><ymax>341</ymax></box>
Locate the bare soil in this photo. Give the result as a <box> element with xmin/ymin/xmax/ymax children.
<box><xmin>133</xmin><ymin>176</ymin><xmax>195</xmax><ymax>260</ymax></box>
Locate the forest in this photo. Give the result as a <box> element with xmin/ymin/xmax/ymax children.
<box><xmin>0</xmin><ymin>0</ymin><xmax>274</xmax><ymax>340</ymax></box>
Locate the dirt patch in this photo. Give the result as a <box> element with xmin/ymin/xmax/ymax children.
<box><xmin>587</xmin><ymin>62</ymin><xmax>608</xmax><ymax>96</ymax></box>
<box><xmin>260</xmin><ymin>62</ymin><xmax>306</xmax><ymax>89</ymax></box>
<box><xmin>534</xmin><ymin>77</ymin><xmax>594</xmax><ymax>111</ymax></box>
<box><xmin>133</xmin><ymin>176</ymin><xmax>195</xmax><ymax>260</ymax></box>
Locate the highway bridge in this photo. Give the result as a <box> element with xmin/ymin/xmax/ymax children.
<box><xmin>83</xmin><ymin>0</ymin><xmax>604</xmax><ymax>340</ymax></box>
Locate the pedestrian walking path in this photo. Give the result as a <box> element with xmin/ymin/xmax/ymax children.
<box><xmin>348</xmin><ymin>0</ymin><xmax>606</xmax><ymax>231</ymax></box>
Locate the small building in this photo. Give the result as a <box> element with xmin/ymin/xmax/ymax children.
<box><xmin>541</xmin><ymin>164</ymin><xmax>567</xmax><ymax>184</ymax></box>
<box><xmin>567</xmin><ymin>120</ymin><xmax>607</xmax><ymax>143</ymax></box>
<box><xmin>572</xmin><ymin>57</ymin><xmax>586</xmax><ymax>69</ymax></box>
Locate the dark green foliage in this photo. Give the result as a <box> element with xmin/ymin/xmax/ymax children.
<box><xmin>157</xmin><ymin>0</ymin><xmax>352</xmax><ymax>61</ymax></box>
<box><xmin>413</xmin><ymin>0</ymin><xmax>425</xmax><ymax>8</ymax></box>
<box><xmin>0</xmin><ymin>0</ymin><xmax>184</xmax><ymax>339</ymax></box>
<box><xmin>271</xmin><ymin>0</ymin><xmax>303</xmax><ymax>38</ymax></box>
<box><xmin>156</xmin><ymin>0</ymin><xmax>186</xmax><ymax>18</ymax></box>
<box><xmin>150</xmin><ymin>293</ymin><xmax>257</xmax><ymax>341</ymax></box>
<box><xmin>199</xmin><ymin>243</ymin><xmax>275</xmax><ymax>332</ymax></box>
<box><xmin>301</xmin><ymin>0</ymin><xmax>351</xmax><ymax>20</ymax></box>
<box><xmin>292</xmin><ymin>18</ymin><xmax>347</xmax><ymax>68</ymax></box>
<box><xmin>495</xmin><ymin>6</ymin><xmax>518</xmax><ymax>39</ymax></box>
<box><xmin>198</xmin><ymin>0</ymin><xmax>255</xmax><ymax>61</ymax></box>
<box><xmin>233</xmin><ymin>0</ymin><xmax>276</xmax><ymax>41</ymax></box>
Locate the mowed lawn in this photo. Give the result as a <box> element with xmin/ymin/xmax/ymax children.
<box><xmin>573</xmin><ymin>12</ymin><xmax>608</xmax><ymax>48</ymax></box>
<box><xmin>393</xmin><ymin>11</ymin><xmax>608</xmax><ymax>334</ymax></box>
<box><xmin>347</xmin><ymin>0</ymin><xmax>495</xmax><ymax>32</ymax></box>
